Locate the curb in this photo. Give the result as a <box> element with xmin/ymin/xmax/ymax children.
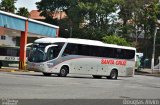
<box><xmin>135</xmin><ymin>71</ymin><xmax>160</xmax><ymax>77</ymax></box>
<box><xmin>0</xmin><ymin>69</ymin><xmax>34</xmax><ymax>73</ymax></box>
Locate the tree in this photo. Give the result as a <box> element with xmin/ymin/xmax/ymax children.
<box><xmin>36</xmin><ymin>0</ymin><xmax>72</xmax><ymax>22</ymax></box>
<box><xmin>118</xmin><ymin>0</ymin><xmax>158</xmax><ymax>40</ymax></box>
<box><xmin>118</xmin><ymin>0</ymin><xmax>160</xmax><ymax>58</ymax></box>
<box><xmin>102</xmin><ymin>35</ymin><xmax>130</xmax><ymax>46</ymax></box>
<box><xmin>0</xmin><ymin>0</ymin><xmax>17</xmax><ymax>13</ymax></box>
<box><xmin>16</xmin><ymin>7</ymin><xmax>29</xmax><ymax>17</ymax></box>
<box><xmin>141</xmin><ymin>1</ymin><xmax>160</xmax><ymax>58</ymax></box>
<box><xmin>36</xmin><ymin>0</ymin><xmax>77</xmax><ymax>37</ymax></box>
<box><xmin>36</xmin><ymin>0</ymin><xmax>121</xmax><ymax>39</ymax></box>
<box><xmin>75</xmin><ymin>0</ymin><xmax>122</xmax><ymax>40</ymax></box>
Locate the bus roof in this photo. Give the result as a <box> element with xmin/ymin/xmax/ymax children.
<box><xmin>34</xmin><ymin>38</ymin><xmax>136</xmax><ymax>50</ymax></box>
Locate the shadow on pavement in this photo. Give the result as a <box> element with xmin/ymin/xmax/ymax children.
<box><xmin>9</xmin><ymin>73</ymin><xmax>57</xmax><ymax>77</ymax></box>
<box><xmin>7</xmin><ymin>72</ymin><xmax>122</xmax><ymax>80</ymax></box>
<box><xmin>135</xmin><ymin>71</ymin><xmax>150</xmax><ymax>75</ymax></box>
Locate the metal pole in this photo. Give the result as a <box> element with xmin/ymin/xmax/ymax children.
<box><xmin>151</xmin><ymin>27</ymin><xmax>157</xmax><ymax>73</ymax></box>
<box><xmin>70</xmin><ymin>26</ymin><xmax>72</xmax><ymax>38</ymax></box>
<box><xmin>135</xmin><ymin>25</ymin><xmax>138</xmax><ymax>46</ymax></box>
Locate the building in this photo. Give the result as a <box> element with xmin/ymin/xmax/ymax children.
<box><xmin>29</xmin><ymin>10</ymin><xmax>67</xmax><ymax>20</ymax></box>
<box><xmin>0</xmin><ymin>10</ymin><xmax>59</xmax><ymax>69</ymax></box>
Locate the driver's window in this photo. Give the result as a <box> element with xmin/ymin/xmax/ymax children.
<box><xmin>47</xmin><ymin>47</ymin><xmax>58</xmax><ymax>60</ymax></box>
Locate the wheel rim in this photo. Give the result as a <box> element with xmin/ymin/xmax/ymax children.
<box><xmin>61</xmin><ymin>68</ymin><xmax>66</xmax><ymax>76</ymax></box>
<box><xmin>111</xmin><ymin>71</ymin><xmax>116</xmax><ymax>79</ymax></box>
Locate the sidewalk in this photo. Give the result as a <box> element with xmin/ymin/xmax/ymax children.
<box><xmin>0</xmin><ymin>67</ymin><xmax>29</xmax><ymax>72</ymax></box>
<box><xmin>135</xmin><ymin>68</ymin><xmax>160</xmax><ymax>77</ymax></box>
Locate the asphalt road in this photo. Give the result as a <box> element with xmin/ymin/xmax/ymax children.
<box><xmin>0</xmin><ymin>72</ymin><xmax>160</xmax><ymax>99</ymax></box>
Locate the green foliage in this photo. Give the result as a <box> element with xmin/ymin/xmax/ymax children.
<box><xmin>36</xmin><ymin>0</ymin><xmax>121</xmax><ymax>39</ymax></box>
<box><xmin>119</xmin><ymin>0</ymin><xmax>160</xmax><ymax>39</ymax></box>
<box><xmin>16</xmin><ymin>7</ymin><xmax>29</xmax><ymax>17</ymax></box>
<box><xmin>118</xmin><ymin>0</ymin><xmax>160</xmax><ymax>58</ymax></box>
<box><xmin>0</xmin><ymin>0</ymin><xmax>16</xmax><ymax>13</ymax></box>
<box><xmin>102</xmin><ymin>35</ymin><xmax>130</xmax><ymax>46</ymax></box>
<box><xmin>76</xmin><ymin>0</ymin><xmax>122</xmax><ymax>39</ymax></box>
<box><xmin>36</xmin><ymin>0</ymin><xmax>72</xmax><ymax>18</ymax></box>
<box><xmin>36</xmin><ymin>0</ymin><xmax>160</xmax><ymax>58</ymax></box>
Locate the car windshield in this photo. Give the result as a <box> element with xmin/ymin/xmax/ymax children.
<box><xmin>28</xmin><ymin>43</ymin><xmax>64</xmax><ymax>62</ymax></box>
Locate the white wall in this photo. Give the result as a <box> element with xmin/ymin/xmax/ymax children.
<box><xmin>0</xmin><ymin>35</ymin><xmax>16</xmax><ymax>46</ymax></box>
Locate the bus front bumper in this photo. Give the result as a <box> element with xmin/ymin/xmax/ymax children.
<box><xmin>27</xmin><ymin>62</ymin><xmax>46</xmax><ymax>72</ymax></box>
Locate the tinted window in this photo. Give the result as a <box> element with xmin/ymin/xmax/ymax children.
<box><xmin>0</xmin><ymin>48</ymin><xmax>7</xmax><ymax>56</ymax></box>
<box><xmin>63</xmin><ymin>43</ymin><xmax>135</xmax><ymax>59</ymax></box>
<box><xmin>115</xmin><ymin>48</ymin><xmax>123</xmax><ymax>59</ymax></box>
<box><xmin>113</xmin><ymin>48</ymin><xmax>135</xmax><ymax>59</ymax></box>
<box><xmin>89</xmin><ymin>46</ymin><xmax>99</xmax><ymax>57</ymax></box>
<box><xmin>123</xmin><ymin>49</ymin><xmax>135</xmax><ymax>59</ymax></box>
<box><xmin>64</xmin><ymin>44</ymin><xmax>98</xmax><ymax>56</ymax></box>
<box><xmin>101</xmin><ymin>47</ymin><xmax>115</xmax><ymax>58</ymax></box>
<box><xmin>63</xmin><ymin>43</ymin><xmax>78</xmax><ymax>55</ymax></box>
<box><xmin>0</xmin><ymin>47</ymin><xmax>19</xmax><ymax>56</ymax></box>
<box><xmin>78</xmin><ymin>44</ymin><xmax>90</xmax><ymax>56</ymax></box>
<box><xmin>7</xmin><ymin>48</ymin><xmax>19</xmax><ymax>56</ymax></box>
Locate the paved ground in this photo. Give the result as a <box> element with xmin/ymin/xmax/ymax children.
<box><xmin>0</xmin><ymin>71</ymin><xmax>160</xmax><ymax>99</ymax></box>
<box><xmin>135</xmin><ymin>68</ymin><xmax>160</xmax><ymax>77</ymax></box>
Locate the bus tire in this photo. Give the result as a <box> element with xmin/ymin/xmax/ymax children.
<box><xmin>59</xmin><ymin>66</ymin><xmax>68</xmax><ymax>77</ymax></box>
<box><xmin>92</xmin><ymin>75</ymin><xmax>102</xmax><ymax>79</ymax></box>
<box><xmin>108</xmin><ymin>69</ymin><xmax>118</xmax><ymax>79</ymax></box>
<box><xmin>43</xmin><ymin>72</ymin><xmax>52</xmax><ymax>76</ymax></box>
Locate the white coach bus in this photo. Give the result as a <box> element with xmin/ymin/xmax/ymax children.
<box><xmin>27</xmin><ymin>38</ymin><xmax>136</xmax><ymax>79</ymax></box>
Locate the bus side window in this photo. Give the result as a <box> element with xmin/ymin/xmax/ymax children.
<box><xmin>63</xmin><ymin>44</ymin><xmax>71</xmax><ymax>56</ymax></box>
<box><xmin>0</xmin><ymin>48</ymin><xmax>6</xmax><ymax>56</ymax></box>
<box><xmin>127</xmin><ymin>50</ymin><xmax>135</xmax><ymax>59</ymax></box>
<box><xmin>114</xmin><ymin>49</ymin><xmax>124</xmax><ymax>59</ymax></box>
<box><xmin>63</xmin><ymin>43</ymin><xmax>78</xmax><ymax>56</ymax></box>
<box><xmin>102</xmin><ymin>47</ymin><xmax>114</xmax><ymax>58</ymax></box>
<box><xmin>79</xmin><ymin>45</ymin><xmax>90</xmax><ymax>56</ymax></box>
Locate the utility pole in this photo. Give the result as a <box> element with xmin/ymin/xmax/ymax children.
<box><xmin>151</xmin><ymin>26</ymin><xmax>158</xmax><ymax>73</ymax></box>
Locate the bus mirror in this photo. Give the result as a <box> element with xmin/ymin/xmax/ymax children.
<box><xmin>25</xmin><ymin>43</ymin><xmax>33</xmax><ymax>50</ymax></box>
<box><xmin>44</xmin><ymin>44</ymin><xmax>58</xmax><ymax>53</ymax></box>
<box><xmin>26</xmin><ymin>43</ymin><xmax>33</xmax><ymax>47</ymax></box>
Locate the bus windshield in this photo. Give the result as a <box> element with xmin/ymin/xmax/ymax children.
<box><xmin>28</xmin><ymin>43</ymin><xmax>64</xmax><ymax>62</ymax></box>
<box><xmin>28</xmin><ymin>47</ymin><xmax>46</xmax><ymax>62</ymax></box>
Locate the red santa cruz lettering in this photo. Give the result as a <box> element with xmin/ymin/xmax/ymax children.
<box><xmin>101</xmin><ymin>59</ymin><xmax>114</xmax><ymax>64</ymax></box>
<box><xmin>101</xmin><ymin>59</ymin><xmax>126</xmax><ymax>66</ymax></box>
<box><xmin>116</xmin><ymin>60</ymin><xmax>126</xmax><ymax>66</ymax></box>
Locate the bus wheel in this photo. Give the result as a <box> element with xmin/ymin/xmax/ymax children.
<box><xmin>59</xmin><ymin>66</ymin><xmax>68</xmax><ymax>77</ymax></box>
<box><xmin>43</xmin><ymin>72</ymin><xmax>52</xmax><ymax>76</ymax></box>
<box><xmin>108</xmin><ymin>69</ymin><xmax>118</xmax><ymax>79</ymax></box>
<box><xmin>92</xmin><ymin>75</ymin><xmax>102</xmax><ymax>79</ymax></box>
